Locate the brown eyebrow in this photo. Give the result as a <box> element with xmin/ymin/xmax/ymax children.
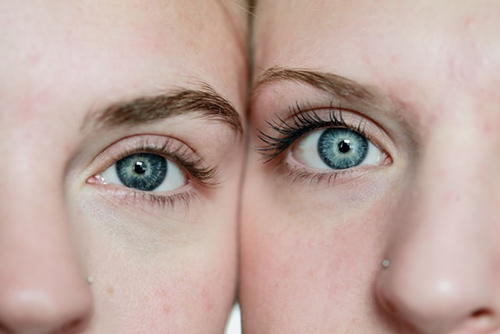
<box><xmin>84</xmin><ymin>85</ymin><xmax>243</xmax><ymax>135</ymax></box>
<box><xmin>252</xmin><ymin>67</ymin><xmax>376</xmax><ymax>104</ymax></box>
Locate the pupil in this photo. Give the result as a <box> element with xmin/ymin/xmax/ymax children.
<box><xmin>338</xmin><ymin>140</ymin><xmax>351</xmax><ymax>153</ymax></box>
<box><xmin>134</xmin><ymin>161</ymin><xmax>147</xmax><ymax>174</ymax></box>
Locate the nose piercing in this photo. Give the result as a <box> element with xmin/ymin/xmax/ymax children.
<box><xmin>87</xmin><ymin>276</ymin><xmax>94</xmax><ymax>285</ymax></box>
<box><xmin>381</xmin><ymin>259</ymin><xmax>391</xmax><ymax>269</ymax></box>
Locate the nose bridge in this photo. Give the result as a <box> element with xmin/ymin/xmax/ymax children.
<box><xmin>0</xmin><ymin>144</ymin><xmax>93</xmax><ymax>333</ymax></box>
<box><xmin>377</xmin><ymin>123</ymin><xmax>500</xmax><ymax>333</ymax></box>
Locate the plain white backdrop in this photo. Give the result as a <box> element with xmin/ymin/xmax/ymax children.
<box><xmin>224</xmin><ymin>304</ymin><xmax>241</xmax><ymax>334</ymax></box>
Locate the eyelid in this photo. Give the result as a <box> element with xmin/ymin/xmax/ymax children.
<box><xmin>88</xmin><ymin>134</ymin><xmax>218</xmax><ymax>188</ymax></box>
<box><xmin>258</xmin><ymin>106</ymin><xmax>393</xmax><ymax>163</ymax></box>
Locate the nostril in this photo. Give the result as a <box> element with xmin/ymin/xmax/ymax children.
<box><xmin>0</xmin><ymin>318</ymin><xmax>87</xmax><ymax>334</ymax></box>
<box><xmin>463</xmin><ymin>308</ymin><xmax>500</xmax><ymax>332</ymax></box>
<box><xmin>471</xmin><ymin>308</ymin><xmax>491</xmax><ymax>318</ymax></box>
<box><xmin>57</xmin><ymin>317</ymin><xmax>88</xmax><ymax>334</ymax></box>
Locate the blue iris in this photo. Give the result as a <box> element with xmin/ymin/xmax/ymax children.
<box><xmin>317</xmin><ymin>128</ymin><xmax>368</xmax><ymax>169</ymax></box>
<box><xmin>116</xmin><ymin>153</ymin><xmax>167</xmax><ymax>191</ymax></box>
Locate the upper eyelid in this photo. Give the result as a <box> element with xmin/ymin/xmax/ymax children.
<box><xmin>90</xmin><ymin>135</ymin><xmax>187</xmax><ymax>167</ymax></box>
<box><xmin>251</xmin><ymin>70</ymin><xmax>420</xmax><ymax>153</ymax></box>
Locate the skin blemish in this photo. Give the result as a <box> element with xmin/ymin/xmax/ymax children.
<box><xmin>162</xmin><ymin>304</ymin><xmax>171</xmax><ymax>315</ymax></box>
<box><xmin>441</xmin><ymin>190</ymin><xmax>460</xmax><ymax>208</ymax></box>
<box><xmin>201</xmin><ymin>287</ymin><xmax>213</xmax><ymax>312</ymax></box>
<box><xmin>157</xmin><ymin>289</ymin><xmax>172</xmax><ymax>316</ymax></box>
<box><xmin>482</xmin><ymin>122</ymin><xmax>492</xmax><ymax>135</ymax></box>
<box><xmin>107</xmin><ymin>286</ymin><xmax>114</xmax><ymax>295</ymax></box>
<box><xmin>464</xmin><ymin>16</ymin><xmax>475</xmax><ymax>29</ymax></box>
<box><xmin>26</xmin><ymin>47</ymin><xmax>42</xmax><ymax>66</ymax></box>
<box><xmin>64</xmin><ymin>142</ymin><xmax>72</xmax><ymax>154</ymax></box>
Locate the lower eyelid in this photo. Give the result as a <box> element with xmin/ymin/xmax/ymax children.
<box><xmin>90</xmin><ymin>182</ymin><xmax>198</xmax><ymax>212</ymax></box>
<box><xmin>276</xmin><ymin>160</ymin><xmax>371</xmax><ymax>187</ymax></box>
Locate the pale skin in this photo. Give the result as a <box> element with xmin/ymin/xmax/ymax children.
<box><xmin>241</xmin><ymin>1</ymin><xmax>500</xmax><ymax>333</ymax></box>
<box><xmin>0</xmin><ymin>0</ymin><xmax>247</xmax><ymax>333</ymax></box>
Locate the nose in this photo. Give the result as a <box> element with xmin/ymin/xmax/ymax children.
<box><xmin>0</xmin><ymin>181</ymin><xmax>93</xmax><ymax>333</ymax></box>
<box><xmin>376</xmin><ymin>128</ymin><xmax>500</xmax><ymax>334</ymax></box>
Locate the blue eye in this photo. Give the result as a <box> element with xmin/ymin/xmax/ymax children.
<box><xmin>292</xmin><ymin>128</ymin><xmax>383</xmax><ymax>170</ymax></box>
<box><xmin>318</xmin><ymin>128</ymin><xmax>368</xmax><ymax>169</ymax></box>
<box><xmin>115</xmin><ymin>153</ymin><xmax>167</xmax><ymax>191</ymax></box>
<box><xmin>100</xmin><ymin>153</ymin><xmax>186</xmax><ymax>192</ymax></box>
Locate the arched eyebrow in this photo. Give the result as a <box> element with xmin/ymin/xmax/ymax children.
<box><xmin>252</xmin><ymin>67</ymin><xmax>377</xmax><ymax>105</ymax></box>
<box><xmin>83</xmin><ymin>85</ymin><xmax>242</xmax><ymax>135</ymax></box>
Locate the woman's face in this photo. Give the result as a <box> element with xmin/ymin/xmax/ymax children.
<box><xmin>0</xmin><ymin>0</ymin><xmax>246</xmax><ymax>332</ymax></box>
<box><xmin>241</xmin><ymin>0</ymin><xmax>500</xmax><ymax>332</ymax></box>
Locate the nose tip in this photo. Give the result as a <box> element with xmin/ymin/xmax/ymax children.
<box><xmin>376</xmin><ymin>260</ymin><xmax>500</xmax><ymax>334</ymax></box>
<box><xmin>0</xmin><ymin>278</ymin><xmax>93</xmax><ymax>334</ymax></box>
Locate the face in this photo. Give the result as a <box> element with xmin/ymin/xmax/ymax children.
<box><xmin>0</xmin><ymin>0</ymin><xmax>246</xmax><ymax>332</ymax></box>
<box><xmin>241</xmin><ymin>1</ymin><xmax>500</xmax><ymax>333</ymax></box>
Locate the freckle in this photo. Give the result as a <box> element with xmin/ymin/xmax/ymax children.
<box><xmin>107</xmin><ymin>287</ymin><xmax>114</xmax><ymax>295</ymax></box>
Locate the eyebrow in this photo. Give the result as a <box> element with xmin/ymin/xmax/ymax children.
<box><xmin>252</xmin><ymin>67</ymin><xmax>377</xmax><ymax>105</ymax></box>
<box><xmin>83</xmin><ymin>85</ymin><xmax>243</xmax><ymax>135</ymax></box>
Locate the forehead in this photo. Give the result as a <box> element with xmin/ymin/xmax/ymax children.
<box><xmin>253</xmin><ymin>0</ymin><xmax>500</xmax><ymax>112</ymax></box>
<box><xmin>0</xmin><ymin>0</ymin><xmax>247</xmax><ymax>112</ymax></box>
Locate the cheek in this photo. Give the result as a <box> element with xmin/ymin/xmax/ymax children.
<box><xmin>69</xmin><ymin>195</ymin><xmax>237</xmax><ymax>332</ymax></box>
<box><xmin>90</xmin><ymin>266</ymin><xmax>232</xmax><ymax>332</ymax></box>
<box><xmin>87</xmin><ymin>244</ymin><xmax>235</xmax><ymax>332</ymax></box>
<box><xmin>243</xmin><ymin>203</ymin><xmax>388</xmax><ymax>285</ymax></box>
<box><xmin>241</xmin><ymin>179</ymin><xmax>398</xmax><ymax>328</ymax></box>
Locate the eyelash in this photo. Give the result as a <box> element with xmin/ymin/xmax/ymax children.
<box><xmin>89</xmin><ymin>136</ymin><xmax>217</xmax><ymax>209</ymax></box>
<box><xmin>258</xmin><ymin>104</ymin><xmax>368</xmax><ymax>162</ymax></box>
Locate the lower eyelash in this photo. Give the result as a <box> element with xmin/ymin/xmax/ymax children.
<box><xmin>134</xmin><ymin>189</ymin><xmax>197</xmax><ymax>210</ymax></box>
<box><xmin>97</xmin><ymin>183</ymin><xmax>199</xmax><ymax>211</ymax></box>
<box><xmin>276</xmin><ymin>160</ymin><xmax>356</xmax><ymax>186</ymax></box>
<box><xmin>276</xmin><ymin>159</ymin><xmax>377</xmax><ymax>188</ymax></box>
<box><xmin>257</xmin><ymin>104</ymin><xmax>367</xmax><ymax>162</ymax></box>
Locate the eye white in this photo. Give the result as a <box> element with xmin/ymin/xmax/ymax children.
<box><xmin>291</xmin><ymin>128</ymin><xmax>384</xmax><ymax>170</ymax></box>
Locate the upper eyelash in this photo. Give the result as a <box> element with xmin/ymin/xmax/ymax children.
<box><xmin>162</xmin><ymin>146</ymin><xmax>219</xmax><ymax>187</ymax></box>
<box><xmin>257</xmin><ymin>104</ymin><xmax>367</xmax><ymax>162</ymax></box>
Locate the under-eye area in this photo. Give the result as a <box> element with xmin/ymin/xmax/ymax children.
<box><xmin>257</xmin><ymin>105</ymin><xmax>392</xmax><ymax>185</ymax></box>
<box><xmin>87</xmin><ymin>134</ymin><xmax>218</xmax><ymax>208</ymax></box>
